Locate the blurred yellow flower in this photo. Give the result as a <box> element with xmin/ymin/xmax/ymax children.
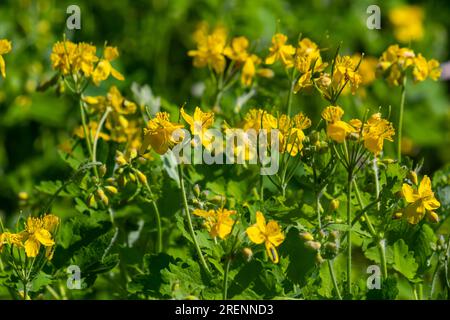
<box><xmin>0</xmin><ymin>39</ymin><xmax>12</xmax><ymax>78</ymax></box>
<box><xmin>243</xmin><ymin>108</ymin><xmax>278</xmax><ymax>132</ymax></box>
<box><xmin>181</xmin><ymin>106</ymin><xmax>215</xmax><ymax>148</ymax></box>
<box><xmin>402</xmin><ymin>175</ymin><xmax>440</xmax><ymax>224</ymax></box>
<box><xmin>278</xmin><ymin>113</ymin><xmax>311</xmax><ymax>156</ymax></box>
<box><xmin>92</xmin><ymin>46</ymin><xmax>125</xmax><ymax>85</ymax></box>
<box><xmin>265</xmin><ymin>33</ymin><xmax>295</xmax><ymax>68</ymax></box>
<box><xmin>188</xmin><ymin>24</ymin><xmax>227</xmax><ymax>74</ymax></box>
<box><xmin>224</xmin><ymin>36</ymin><xmax>249</xmax><ymax>63</ymax></box>
<box><xmin>246</xmin><ymin>211</ymin><xmax>285</xmax><ymax>263</ymax></box>
<box><xmin>389</xmin><ymin>5</ymin><xmax>424</xmax><ymax>43</ymax></box>
<box><xmin>193</xmin><ymin>208</ymin><xmax>236</xmax><ymax>239</ymax></box>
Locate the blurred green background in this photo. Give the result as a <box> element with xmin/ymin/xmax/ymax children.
<box><xmin>0</xmin><ymin>0</ymin><xmax>449</xmax><ymax>218</ymax></box>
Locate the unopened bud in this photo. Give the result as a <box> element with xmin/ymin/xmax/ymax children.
<box><xmin>330</xmin><ymin>199</ymin><xmax>340</xmax><ymax>211</ymax></box>
<box><xmin>115</xmin><ymin>151</ymin><xmax>127</xmax><ymax>166</ymax></box>
<box><xmin>315</xmin><ymin>252</ymin><xmax>325</xmax><ymax>264</ymax></box>
<box><xmin>105</xmin><ymin>185</ymin><xmax>118</xmax><ymax>195</ymax></box>
<box><xmin>129</xmin><ymin>148</ymin><xmax>138</xmax><ymax>160</ymax></box>
<box><xmin>96</xmin><ymin>189</ymin><xmax>109</xmax><ymax>206</ymax></box>
<box><xmin>99</xmin><ymin>164</ymin><xmax>107</xmax><ymax>177</ymax></box>
<box><xmin>193</xmin><ymin>184</ymin><xmax>201</xmax><ymax>197</ymax></box>
<box><xmin>407</xmin><ymin>171</ymin><xmax>418</xmax><ymax>185</ymax></box>
<box><xmin>87</xmin><ymin>194</ymin><xmax>96</xmax><ymax>207</ymax></box>
<box><xmin>393</xmin><ymin>211</ymin><xmax>403</xmax><ymax>219</ymax></box>
<box><xmin>18</xmin><ymin>191</ymin><xmax>29</xmax><ymax>201</ymax></box>
<box><xmin>299</xmin><ymin>232</ymin><xmax>314</xmax><ymax>241</ymax></box>
<box><xmin>135</xmin><ymin>170</ymin><xmax>147</xmax><ymax>185</ymax></box>
<box><xmin>129</xmin><ymin>172</ymin><xmax>137</xmax><ymax>182</ymax></box>
<box><xmin>242</xmin><ymin>247</ymin><xmax>253</xmax><ymax>262</ymax></box>
<box><xmin>428</xmin><ymin>211</ymin><xmax>439</xmax><ymax>223</ymax></box>
<box><xmin>304</xmin><ymin>240</ymin><xmax>321</xmax><ymax>251</ymax></box>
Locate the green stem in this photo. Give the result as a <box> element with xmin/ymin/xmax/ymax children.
<box><xmin>259</xmin><ymin>174</ymin><xmax>264</xmax><ymax>201</ymax></box>
<box><xmin>223</xmin><ymin>257</ymin><xmax>231</xmax><ymax>299</ymax></box>
<box><xmin>397</xmin><ymin>77</ymin><xmax>407</xmax><ymax>162</ymax></box>
<box><xmin>79</xmin><ymin>98</ymin><xmax>98</xmax><ymax>177</ymax></box>
<box><xmin>352</xmin><ymin>181</ymin><xmax>387</xmax><ymax>279</ymax></box>
<box><xmin>178</xmin><ymin>165</ymin><xmax>211</xmax><ymax>275</ymax></box>
<box><xmin>327</xmin><ymin>260</ymin><xmax>342</xmax><ymax>300</ymax></box>
<box><xmin>286</xmin><ymin>72</ymin><xmax>295</xmax><ymax>116</ymax></box>
<box><xmin>142</xmin><ymin>179</ymin><xmax>163</xmax><ymax>253</ymax></box>
<box><xmin>92</xmin><ymin>107</ymin><xmax>112</xmax><ymax>164</ymax></box>
<box><xmin>346</xmin><ymin>174</ymin><xmax>353</xmax><ymax>296</ymax></box>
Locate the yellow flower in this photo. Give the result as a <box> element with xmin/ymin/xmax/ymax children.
<box><xmin>241</xmin><ymin>54</ymin><xmax>262</xmax><ymax>87</ymax></box>
<box><xmin>188</xmin><ymin>25</ymin><xmax>227</xmax><ymax>74</ymax></box>
<box><xmin>243</xmin><ymin>109</ymin><xmax>277</xmax><ymax>132</ymax></box>
<box><xmin>0</xmin><ymin>39</ymin><xmax>12</xmax><ymax>78</ymax></box>
<box><xmin>277</xmin><ymin>113</ymin><xmax>311</xmax><ymax>156</ymax></box>
<box><xmin>389</xmin><ymin>5</ymin><xmax>424</xmax><ymax>43</ymax></box>
<box><xmin>193</xmin><ymin>208</ymin><xmax>236</xmax><ymax>239</ymax></box>
<box><xmin>332</xmin><ymin>55</ymin><xmax>362</xmax><ymax>94</ymax></box>
<box><xmin>321</xmin><ymin>106</ymin><xmax>356</xmax><ymax>143</ymax></box>
<box><xmin>377</xmin><ymin>45</ymin><xmax>416</xmax><ymax>86</ymax></box>
<box><xmin>246</xmin><ymin>211</ymin><xmax>285</xmax><ymax>263</ymax></box>
<box><xmin>295</xmin><ymin>38</ymin><xmax>327</xmax><ymax>74</ymax></box>
<box><xmin>0</xmin><ymin>232</ymin><xmax>23</xmax><ymax>252</ymax></box>
<box><xmin>181</xmin><ymin>106</ymin><xmax>215</xmax><ymax>148</ymax></box>
<box><xmin>224</xmin><ymin>36</ymin><xmax>249</xmax><ymax>63</ymax></box>
<box><xmin>353</xmin><ymin>54</ymin><xmax>377</xmax><ymax>86</ymax></box>
<box><xmin>265</xmin><ymin>33</ymin><xmax>295</xmax><ymax>68</ymax></box>
<box><xmin>362</xmin><ymin>113</ymin><xmax>395</xmax><ymax>155</ymax></box>
<box><xmin>77</xmin><ymin>42</ymin><xmax>99</xmax><ymax>77</ymax></box>
<box><xmin>50</xmin><ymin>40</ymin><xmax>78</xmax><ymax>75</ymax></box>
<box><xmin>412</xmin><ymin>54</ymin><xmax>441</xmax><ymax>82</ymax></box>
<box><xmin>402</xmin><ymin>175</ymin><xmax>440</xmax><ymax>224</ymax></box>
<box><xmin>141</xmin><ymin>112</ymin><xmax>184</xmax><ymax>155</ymax></box>
<box><xmin>92</xmin><ymin>46</ymin><xmax>125</xmax><ymax>85</ymax></box>
<box><xmin>20</xmin><ymin>214</ymin><xmax>59</xmax><ymax>258</ymax></box>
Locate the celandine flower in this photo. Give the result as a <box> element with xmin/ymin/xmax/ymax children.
<box><xmin>188</xmin><ymin>24</ymin><xmax>227</xmax><ymax>74</ymax></box>
<box><xmin>0</xmin><ymin>39</ymin><xmax>12</xmax><ymax>78</ymax></box>
<box><xmin>92</xmin><ymin>46</ymin><xmax>125</xmax><ymax>85</ymax></box>
<box><xmin>402</xmin><ymin>175</ymin><xmax>440</xmax><ymax>224</ymax></box>
<box><xmin>193</xmin><ymin>208</ymin><xmax>236</xmax><ymax>239</ymax></box>
<box><xmin>246</xmin><ymin>211</ymin><xmax>285</xmax><ymax>263</ymax></box>
<box><xmin>362</xmin><ymin>113</ymin><xmax>395</xmax><ymax>156</ymax></box>
<box><xmin>277</xmin><ymin>113</ymin><xmax>311</xmax><ymax>156</ymax></box>
<box><xmin>181</xmin><ymin>106</ymin><xmax>215</xmax><ymax>148</ymax></box>
<box><xmin>321</xmin><ymin>106</ymin><xmax>356</xmax><ymax>143</ymax></box>
<box><xmin>19</xmin><ymin>214</ymin><xmax>59</xmax><ymax>258</ymax></box>
<box><xmin>265</xmin><ymin>33</ymin><xmax>295</xmax><ymax>68</ymax></box>
<box><xmin>141</xmin><ymin>112</ymin><xmax>184</xmax><ymax>155</ymax></box>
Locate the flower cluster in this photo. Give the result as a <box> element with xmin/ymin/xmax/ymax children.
<box><xmin>50</xmin><ymin>40</ymin><xmax>124</xmax><ymax>86</ymax></box>
<box><xmin>321</xmin><ymin>105</ymin><xmax>395</xmax><ymax>155</ymax></box>
<box><xmin>193</xmin><ymin>208</ymin><xmax>236</xmax><ymax>239</ymax></box>
<box><xmin>378</xmin><ymin>44</ymin><xmax>441</xmax><ymax>86</ymax></box>
<box><xmin>188</xmin><ymin>23</ymin><xmax>273</xmax><ymax>87</ymax></box>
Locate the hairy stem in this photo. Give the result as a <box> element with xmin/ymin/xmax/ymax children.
<box><xmin>397</xmin><ymin>77</ymin><xmax>407</xmax><ymax>162</ymax></box>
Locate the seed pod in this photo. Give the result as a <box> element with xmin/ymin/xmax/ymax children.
<box><xmin>330</xmin><ymin>199</ymin><xmax>340</xmax><ymax>211</ymax></box>
<box><xmin>135</xmin><ymin>170</ymin><xmax>147</xmax><ymax>185</ymax></box>
<box><xmin>99</xmin><ymin>164</ymin><xmax>107</xmax><ymax>177</ymax></box>
<box><xmin>299</xmin><ymin>232</ymin><xmax>314</xmax><ymax>241</ymax></box>
<box><xmin>304</xmin><ymin>240</ymin><xmax>321</xmax><ymax>251</ymax></box>
<box><xmin>105</xmin><ymin>185</ymin><xmax>118</xmax><ymax>195</ymax></box>
<box><xmin>407</xmin><ymin>171</ymin><xmax>418</xmax><ymax>185</ymax></box>
<box><xmin>242</xmin><ymin>247</ymin><xmax>253</xmax><ymax>262</ymax></box>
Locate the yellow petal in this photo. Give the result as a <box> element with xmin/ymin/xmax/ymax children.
<box><xmin>35</xmin><ymin>228</ymin><xmax>55</xmax><ymax>246</ymax></box>
<box><xmin>418</xmin><ymin>175</ymin><xmax>432</xmax><ymax>197</ymax></box>
<box><xmin>24</xmin><ymin>237</ymin><xmax>40</xmax><ymax>257</ymax></box>
<box><xmin>423</xmin><ymin>196</ymin><xmax>440</xmax><ymax>211</ymax></box>
<box><xmin>402</xmin><ymin>184</ymin><xmax>419</xmax><ymax>203</ymax></box>
<box><xmin>265</xmin><ymin>241</ymin><xmax>279</xmax><ymax>263</ymax></box>
<box><xmin>246</xmin><ymin>226</ymin><xmax>265</xmax><ymax>244</ymax></box>
<box><xmin>404</xmin><ymin>201</ymin><xmax>426</xmax><ymax>225</ymax></box>
<box><xmin>255</xmin><ymin>211</ymin><xmax>266</xmax><ymax>233</ymax></box>
<box><xmin>0</xmin><ymin>55</ymin><xmax>5</xmax><ymax>78</ymax></box>
<box><xmin>111</xmin><ymin>67</ymin><xmax>125</xmax><ymax>81</ymax></box>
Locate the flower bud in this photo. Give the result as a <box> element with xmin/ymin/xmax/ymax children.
<box><xmin>96</xmin><ymin>188</ymin><xmax>109</xmax><ymax>206</ymax></box>
<box><xmin>242</xmin><ymin>247</ymin><xmax>253</xmax><ymax>262</ymax></box>
<box><xmin>129</xmin><ymin>148</ymin><xmax>138</xmax><ymax>160</ymax></box>
<box><xmin>428</xmin><ymin>211</ymin><xmax>439</xmax><ymax>223</ymax></box>
<box><xmin>299</xmin><ymin>232</ymin><xmax>314</xmax><ymax>241</ymax></box>
<box><xmin>315</xmin><ymin>252</ymin><xmax>325</xmax><ymax>264</ymax></box>
<box><xmin>393</xmin><ymin>211</ymin><xmax>403</xmax><ymax>219</ymax></box>
<box><xmin>304</xmin><ymin>240</ymin><xmax>321</xmax><ymax>251</ymax></box>
<box><xmin>330</xmin><ymin>199</ymin><xmax>340</xmax><ymax>211</ymax></box>
<box><xmin>193</xmin><ymin>184</ymin><xmax>201</xmax><ymax>197</ymax></box>
<box><xmin>129</xmin><ymin>172</ymin><xmax>137</xmax><ymax>182</ymax></box>
<box><xmin>99</xmin><ymin>164</ymin><xmax>107</xmax><ymax>177</ymax></box>
<box><xmin>87</xmin><ymin>193</ymin><xmax>97</xmax><ymax>207</ymax></box>
<box><xmin>115</xmin><ymin>151</ymin><xmax>127</xmax><ymax>166</ymax></box>
<box><xmin>118</xmin><ymin>174</ymin><xmax>128</xmax><ymax>187</ymax></box>
<box><xmin>105</xmin><ymin>185</ymin><xmax>118</xmax><ymax>195</ymax></box>
<box><xmin>135</xmin><ymin>170</ymin><xmax>147</xmax><ymax>185</ymax></box>
<box><xmin>18</xmin><ymin>191</ymin><xmax>29</xmax><ymax>201</ymax></box>
<box><xmin>407</xmin><ymin>171</ymin><xmax>418</xmax><ymax>185</ymax></box>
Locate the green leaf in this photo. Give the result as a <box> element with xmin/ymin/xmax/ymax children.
<box><xmin>392</xmin><ymin>239</ymin><xmax>418</xmax><ymax>280</ymax></box>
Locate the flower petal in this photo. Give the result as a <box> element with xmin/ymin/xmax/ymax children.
<box><xmin>246</xmin><ymin>226</ymin><xmax>265</xmax><ymax>244</ymax></box>
<box><xmin>401</xmin><ymin>183</ymin><xmax>418</xmax><ymax>203</ymax></box>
